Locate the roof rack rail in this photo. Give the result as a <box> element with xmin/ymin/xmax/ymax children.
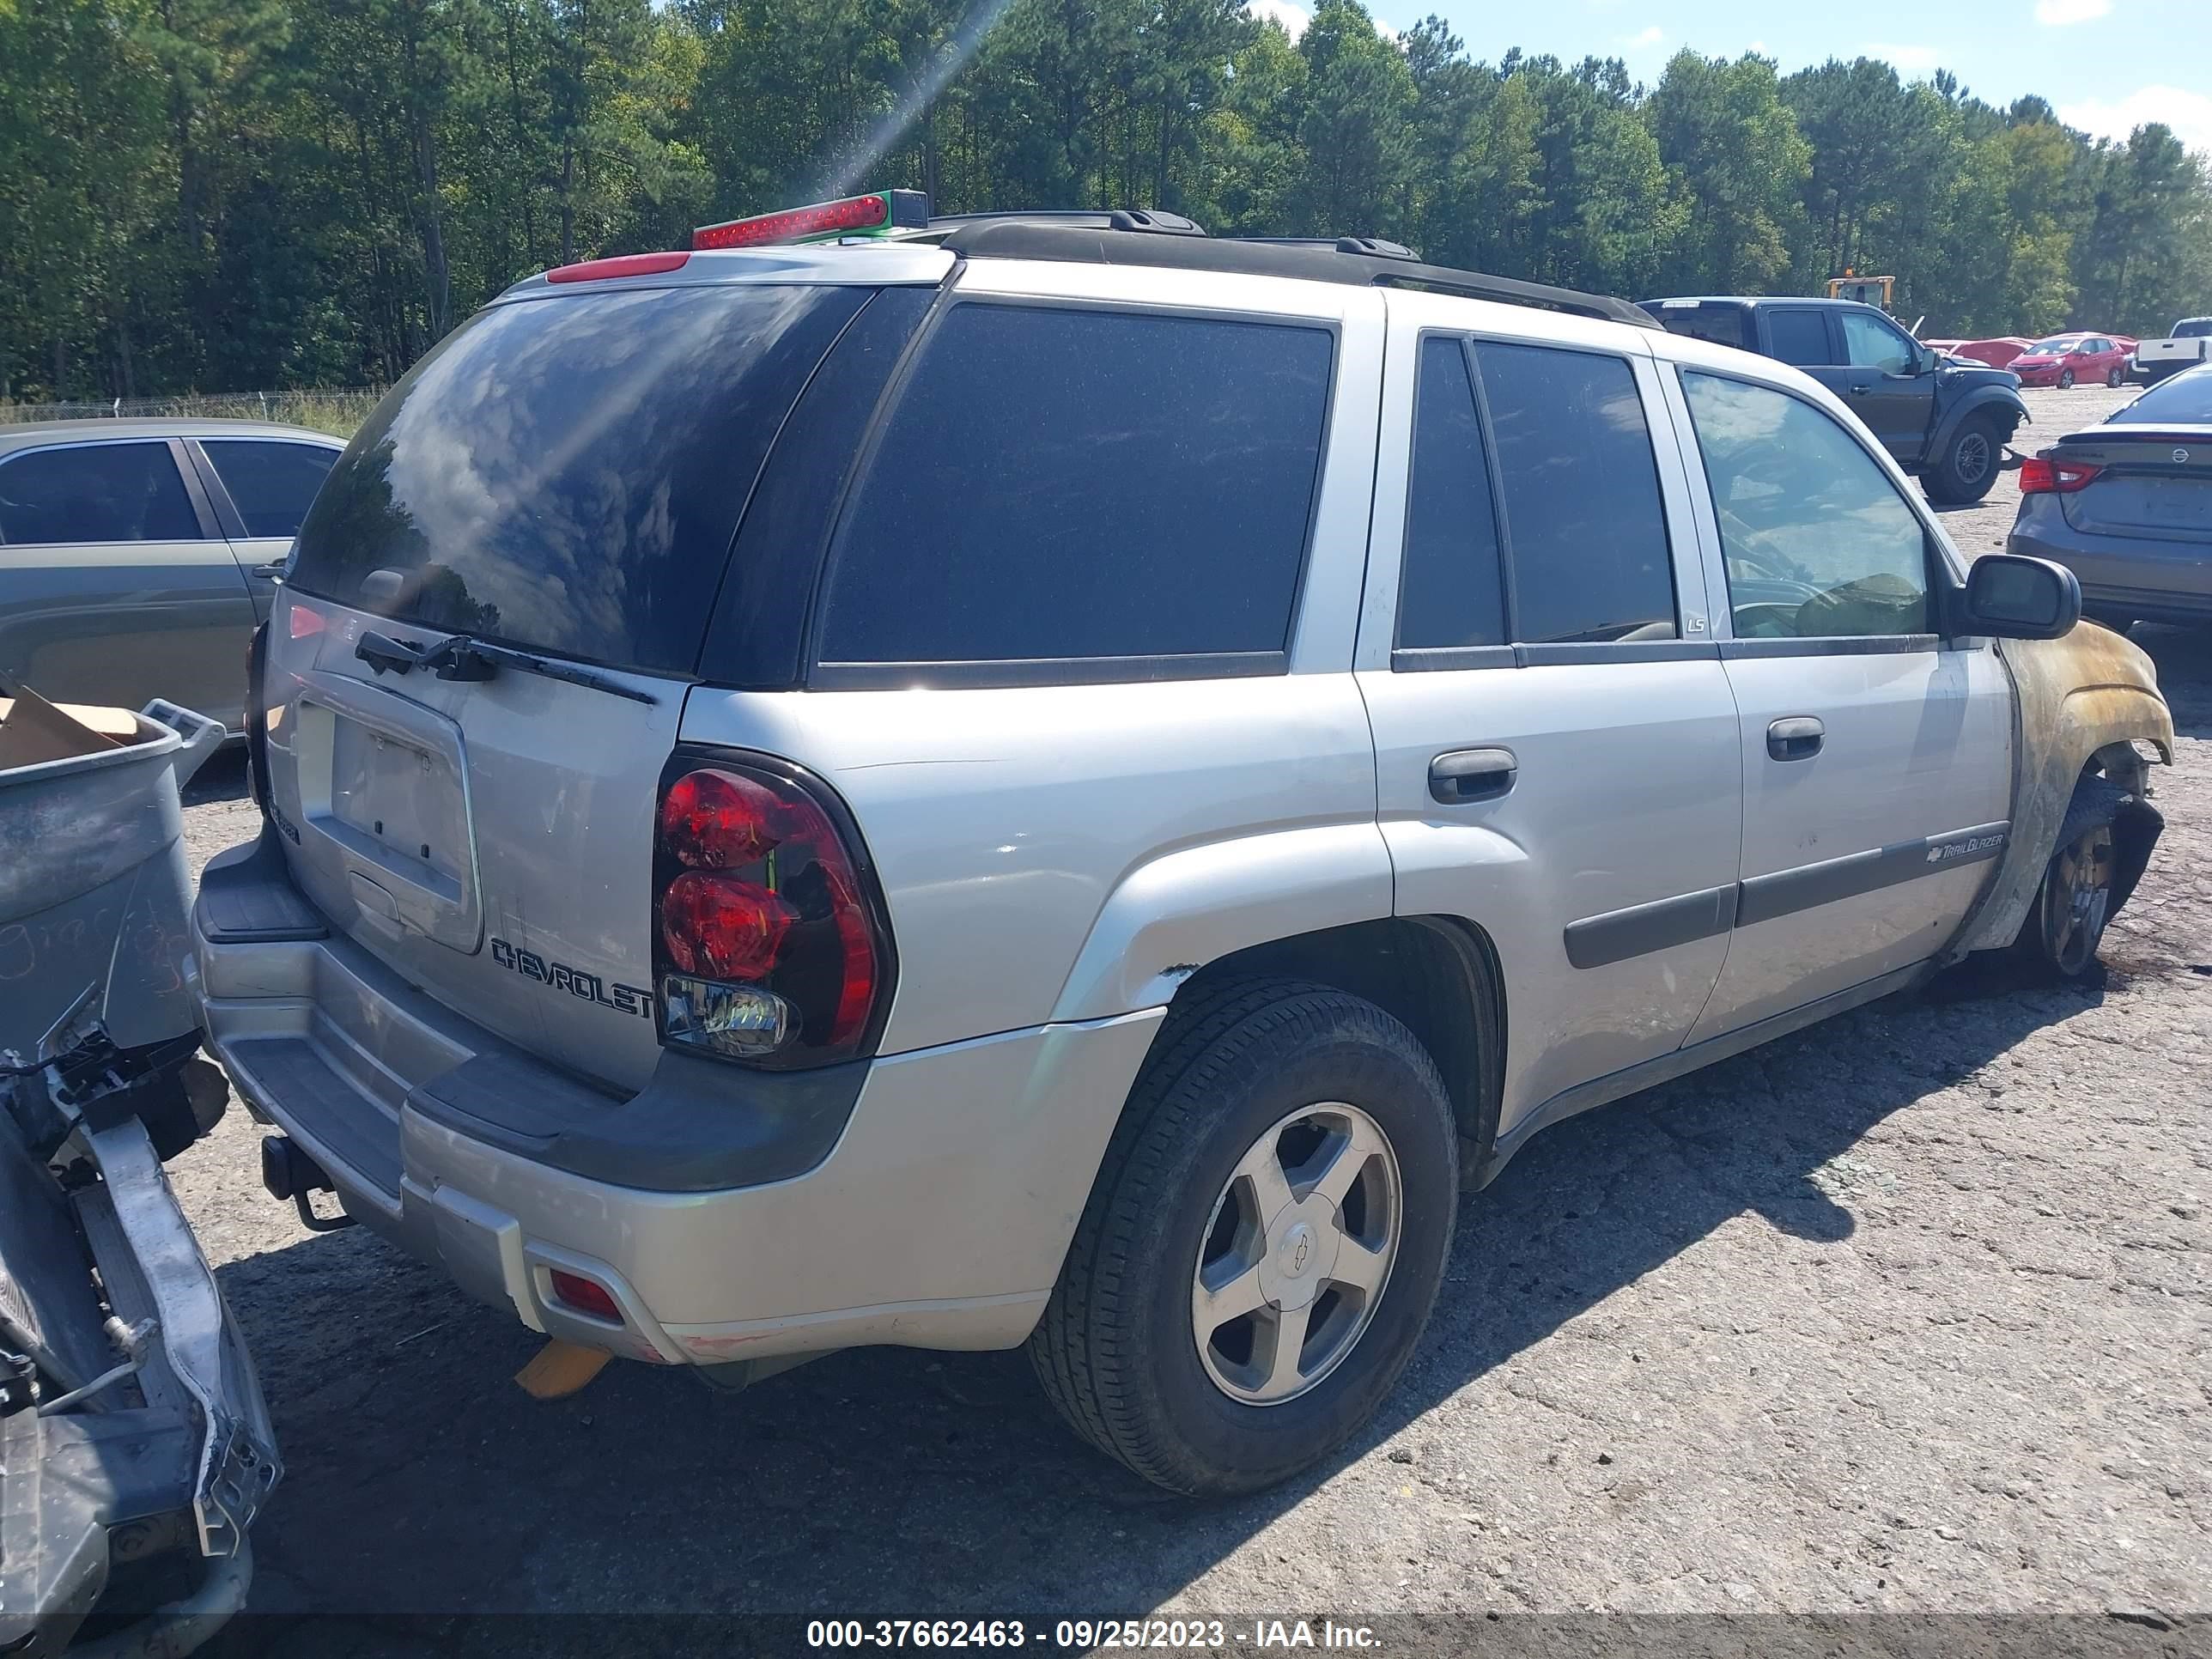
<box><xmin>1237</xmin><ymin>235</ymin><xmax>1421</xmax><ymax>261</ymax></box>
<box><xmin>933</xmin><ymin>220</ymin><xmax>1656</xmax><ymax>329</ymax></box>
<box><xmin>927</xmin><ymin>207</ymin><xmax>1206</xmax><ymax>237</ymax></box>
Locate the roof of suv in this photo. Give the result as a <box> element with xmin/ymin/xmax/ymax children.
<box><xmin>507</xmin><ymin>210</ymin><xmax>1657</xmax><ymax>332</ymax></box>
<box><xmin>930</xmin><ymin>221</ymin><xmax>1658</xmax><ymax>329</ymax></box>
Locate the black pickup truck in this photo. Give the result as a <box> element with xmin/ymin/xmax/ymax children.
<box><xmin>1642</xmin><ymin>295</ymin><xmax>2031</xmax><ymax>505</ymax></box>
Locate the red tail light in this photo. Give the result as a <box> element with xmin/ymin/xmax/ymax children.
<box><xmin>652</xmin><ymin>754</ymin><xmax>894</xmax><ymax>1067</ymax></box>
<box><xmin>2019</xmin><ymin>457</ymin><xmax>2102</xmax><ymax>495</ymax></box>
<box><xmin>660</xmin><ymin>874</ymin><xmax>794</xmax><ymax>979</ymax></box>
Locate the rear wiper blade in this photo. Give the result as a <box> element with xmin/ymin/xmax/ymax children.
<box><xmin>354</xmin><ymin>630</ymin><xmax>658</xmax><ymax>706</ymax></box>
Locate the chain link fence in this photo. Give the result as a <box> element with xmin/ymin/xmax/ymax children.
<box><xmin>0</xmin><ymin>388</ymin><xmax>383</xmax><ymax>438</ymax></box>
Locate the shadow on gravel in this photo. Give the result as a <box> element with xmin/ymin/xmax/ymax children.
<box><xmin>2133</xmin><ymin>625</ymin><xmax>2212</xmax><ymax>738</ymax></box>
<box><xmin>199</xmin><ymin>964</ymin><xmax>2106</xmax><ymax>1644</ymax></box>
<box><xmin>182</xmin><ymin>746</ymin><xmax>252</xmax><ymax>807</ymax></box>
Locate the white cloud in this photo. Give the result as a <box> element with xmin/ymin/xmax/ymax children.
<box><xmin>1865</xmin><ymin>42</ymin><xmax>1942</xmax><ymax>74</ymax></box>
<box><xmin>2061</xmin><ymin>85</ymin><xmax>2212</xmax><ymax>154</ymax></box>
<box><xmin>1748</xmin><ymin>39</ymin><xmax>1768</xmax><ymax>52</ymax></box>
<box><xmin>2035</xmin><ymin>0</ymin><xmax>2111</xmax><ymax>25</ymax></box>
<box><xmin>1244</xmin><ymin>0</ymin><xmax>1397</xmax><ymax>43</ymax></box>
<box><xmin>1615</xmin><ymin>23</ymin><xmax>1663</xmax><ymax>50</ymax></box>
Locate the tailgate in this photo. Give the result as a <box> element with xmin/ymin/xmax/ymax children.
<box><xmin>2056</xmin><ymin>428</ymin><xmax>2212</xmax><ymax>547</ymax></box>
<box><xmin>263</xmin><ymin>275</ymin><xmax>890</xmax><ymax>1092</ymax></box>
<box><xmin>262</xmin><ymin>599</ymin><xmax>680</xmax><ymax>1091</ymax></box>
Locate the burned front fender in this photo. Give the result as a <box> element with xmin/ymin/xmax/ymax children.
<box><xmin>1952</xmin><ymin>623</ymin><xmax>2175</xmax><ymax>956</ymax></box>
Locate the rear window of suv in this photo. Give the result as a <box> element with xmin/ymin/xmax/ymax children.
<box><xmin>814</xmin><ymin>302</ymin><xmax>1334</xmax><ymax>679</ymax></box>
<box><xmin>289</xmin><ymin>283</ymin><xmax>872</xmax><ymax>673</ymax></box>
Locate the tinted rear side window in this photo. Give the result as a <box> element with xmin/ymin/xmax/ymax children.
<box><xmin>0</xmin><ymin>442</ymin><xmax>198</xmax><ymax>545</ymax></box>
<box><xmin>1766</xmin><ymin>311</ymin><xmax>1835</xmax><ymax>367</ymax></box>
<box><xmin>1645</xmin><ymin>302</ymin><xmax>1748</xmax><ymax>350</ymax></box>
<box><xmin>203</xmin><ymin>440</ymin><xmax>338</xmax><ymax>538</ymax></box>
<box><xmin>817</xmin><ymin>303</ymin><xmax>1334</xmax><ymax>672</ymax></box>
<box><xmin>289</xmin><ymin>283</ymin><xmax>871</xmax><ymax>673</ymax></box>
<box><xmin>1397</xmin><ymin>336</ymin><xmax>1505</xmax><ymax>649</ymax></box>
<box><xmin>2112</xmin><ymin>367</ymin><xmax>2212</xmax><ymax>424</ymax></box>
<box><xmin>1474</xmin><ymin>344</ymin><xmax>1676</xmax><ymax>644</ymax></box>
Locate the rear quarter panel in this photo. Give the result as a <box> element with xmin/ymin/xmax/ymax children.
<box><xmin>681</xmin><ymin>263</ymin><xmax>1395</xmax><ymax>1055</ymax></box>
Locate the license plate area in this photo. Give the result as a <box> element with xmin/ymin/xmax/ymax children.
<box><xmin>2072</xmin><ymin>476</ymin><xmax>2212</xmax><ymax>538</ymax></box>
<box><xmin>292</xmin><ymin>674</ymin><xmax>482</xmax><ymax>953</ymax></box>
<box><xmin>329</xmin><ymin>719</ymin><xmax>466</xmax><ymax>891</ymax></box>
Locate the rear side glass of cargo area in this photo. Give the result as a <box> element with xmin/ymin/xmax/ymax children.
<box><xmin>288</xmin><ymin>283</ymin><xmax>871</xmax><ymax>675</ymax></box>
<box><xmin>814</xmin><ymin>302</ymin><xmax>1335</xmax><ymax>681</ymax></box>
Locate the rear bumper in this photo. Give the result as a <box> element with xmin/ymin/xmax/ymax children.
<box><xmin>189</xmin><ymin>837</ymin><xmax>1160</xmax><ymax>1364</ymax></box>
<box><xmin>2009</xmin><ymin>519</ymin><xmax>2212</xmax><ymax>623</ymax></box>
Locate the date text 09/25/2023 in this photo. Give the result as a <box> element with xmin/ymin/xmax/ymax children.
<box><xmin>806</xmin><ymin>1620</ymin><xmax>1382</xmax><ymax>1650</ymax></box>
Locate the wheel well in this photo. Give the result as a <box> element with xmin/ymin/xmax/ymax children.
<box><xmin>1169</xmin><ymin>917</ymin><xmax>1505</xmax><ymax>1168</ymax></box>
<box><xmin>2087</xmin><ymin>748</ymin><xmax>2164</xmax><ymax>917</ymax></box>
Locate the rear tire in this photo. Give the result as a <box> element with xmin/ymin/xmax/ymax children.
<box><xmin>1924</xmin><ymin>413</ymin><xmax>2002</xmax><ymax>505</ymax></box>
<box><xmin>1029</xmin><ymin>979</ymin><xmax>1459</xmax><ymax>1496</ymax></box>
<box><xmin>2107</xmin><ymin>365</ymin><xmax>2126</xmax><ymax>388</ymax></box>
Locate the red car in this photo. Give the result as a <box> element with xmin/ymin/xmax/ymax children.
<box><xmin>1948</xmin><ymin>336</ymin><xmax>2033</xmax><ymax>369</ymax></box>
<box><xmin>2007</xmin><ymin>332</ymin><xmax>2135</xmax><ymax>388</ymax></box>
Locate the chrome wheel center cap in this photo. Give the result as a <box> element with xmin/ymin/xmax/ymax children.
<box><xmin>1257</xmin><ymin>1196</ymin><xmax>1341</xmax><ymax>1312</ymax></box>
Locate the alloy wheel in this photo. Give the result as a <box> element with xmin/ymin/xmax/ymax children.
<box><xmin>1954</xmin><ymin>428</ymin><xmax>1992</xmax><ymax>486</ymax></box>
<box><xmin>1191</xmin><ymin>1102</ymin><xmax>1401</xmax><ymax>1406</ymax></box>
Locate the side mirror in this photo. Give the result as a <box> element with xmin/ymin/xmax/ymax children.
<box><xmin>1957</xmin><ymin>553</ymin><xmax>2080</xmax><ymax>641</ymax></box>
<box><xmin>1918</xmin><ymin>345</ymin><xmax>1941</xmax><ymax>374</ymax></box>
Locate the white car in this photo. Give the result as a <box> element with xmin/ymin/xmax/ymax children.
<box><xmin>2135</xmin><ymin>317</ymin><xmax>2212</xmax><ymax>382</ymax></box>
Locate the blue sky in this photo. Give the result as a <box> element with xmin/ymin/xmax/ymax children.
<box><xmin>1247</xmin><ymin>0</ymin><xmax>2212</xmax><ymax>153</ymax></box>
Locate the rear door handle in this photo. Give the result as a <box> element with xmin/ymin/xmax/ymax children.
<box><xmin>1430</xmin><ymin>747</ymin><xmax>1516</xmax><ymax>805</ymax></box>
<box><xmin>1767</xmin><ymin>716</ymin><xmax>1825</xmax><ymax>762</ymax></box>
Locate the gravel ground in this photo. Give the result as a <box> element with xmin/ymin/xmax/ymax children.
<box><xmin>166</xmin><ymin>381</ymin><xmax>2209</xmax><ymax>1644</ymax></box>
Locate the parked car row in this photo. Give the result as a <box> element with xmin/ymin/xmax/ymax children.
<box><xmin>1923</xmin><ymin>332</ymin><xmax>2139</xmax><ymax>386</ymax></box>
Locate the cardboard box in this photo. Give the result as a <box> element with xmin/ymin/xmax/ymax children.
<box><xmin>0</xmin><ymin>683</ymin><xmax>136</xmax><ymax>771</ymax></box>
